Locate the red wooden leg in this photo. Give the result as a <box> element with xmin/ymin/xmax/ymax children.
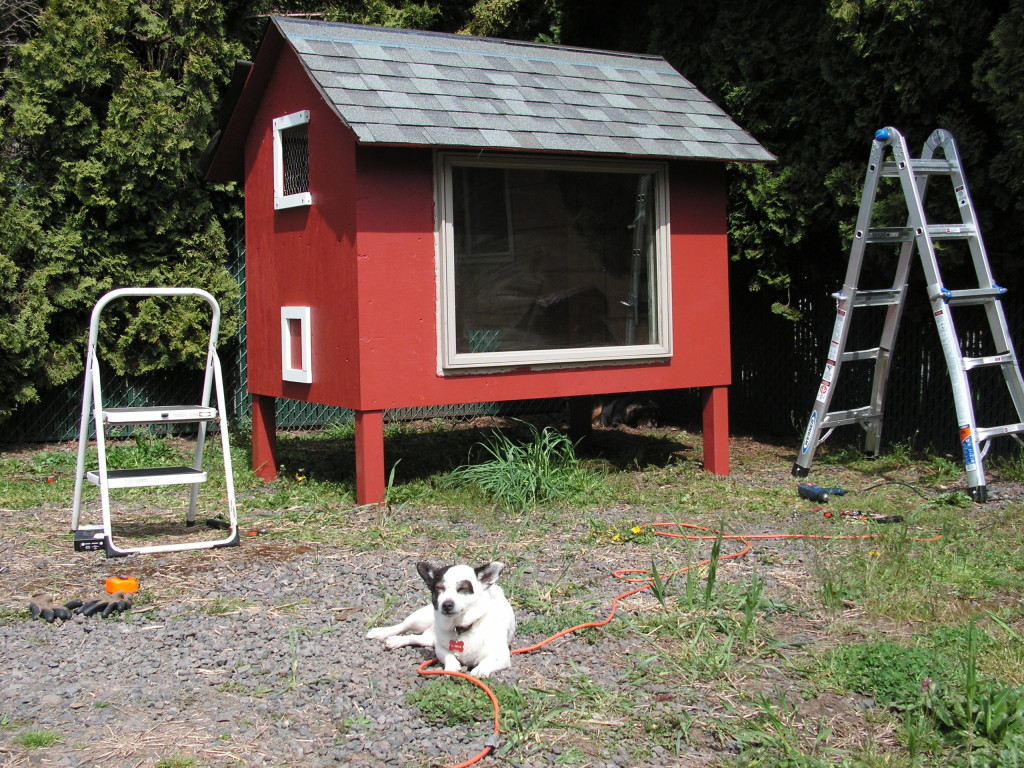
<box><xmin>251</xmin><ymin>394</ymin><xmax>278</xmax><ymax>481</ymax></box>
<box><xmin>701</xmin><ymin>386</ymin><xmax>730</xmax><ymax>475</ymax></box>
<box><xmin>355</xmin><ymin>410</ymin><xmax>386</xmax><ymax>506</ymax></box>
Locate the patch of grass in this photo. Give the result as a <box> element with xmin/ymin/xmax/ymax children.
<box><xmin>517</xmin><ymin>605</ymin><xmax>604</xmax><ymax>642</ymax></box>
<box><xmin>731</xmin><ymin>693</ymin><xmax>839</xmax><ymax>767</ymax></box>
<box><xmin>335</xmin><ymin>714</ymin><xmax>372</xmax><ymax>738</ymax></box>
<box><xmin>916</xmin><ymin>620</ymin><xmax>1024</xmax><ymax>766</ymax></box>
<box><xmin>16</xmin><ymin>729</ymin><xmax>62</xmax><ymax>748</ymax></box>
<box><xmin>991</xmin><ymin>450</ymin><xmax>1024</xmax><ymax>482</ymax></box>
<box><xmin>827</xmin><ymin>640</ymin><xmax>950</xmax><ymax>709</ymax></box>
<box><xmin>446</xmin><ymin>422</ymin><xmax>604</xmax><ymax>512</ymax></box>
<box><xmin>586</xmin><ymin>518</ymin><xmax>656</xmax><ymax>545</ymax></box>
<box><xmin>408</xmin><ymin>677</ymin><xmax>521</xmax><ymax>726</ymax></box>
<box><xmin>105</xmin><ymin>432</ymin><xmax>185</xmax><ymax>469</ymax></box>
<box><xmin>200</xmin><ymin>596</ymin><xmax>252</xmax><ymax>616</ymax></box>
<box><xmin>154</xmin><ymin>755</ymin><xmax>198</xmax><ymax>768</ymax></box>
<box><xmin>922</xmin><ymin>453</ymin><xmax>964</xmax><ymax>484</ymax></box>
<box><xmin>0</xmin><ymin>605</ymin><xmax>26</xmax><ymax>621</ymax></box>
<box><xmin>820</xmin><ymin>503</ymin><xmax>1024</xmax><ymax>622</ymax></box>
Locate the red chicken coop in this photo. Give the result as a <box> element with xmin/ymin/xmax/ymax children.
<box><xmin>203</xmin><ymin>17</ymin><xmax>773</xmax><ymax>504</ymax></box>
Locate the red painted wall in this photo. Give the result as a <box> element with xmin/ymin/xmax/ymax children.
<box><xmin>244</xmin><ymin>46</ymin><xmax>360</xmax><ymax>406</ymax></box>
<box><xmin>245</xmin><ymin>45</ymin><xmax>732</xmax><ymax>412</ymax></box>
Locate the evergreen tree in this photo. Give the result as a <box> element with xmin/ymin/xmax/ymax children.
<box><xmin>646</xmin><ymin>0</ymin><xmax>1005</xmax><ymax>317</ymax></box>
<box><xmin>0</xmin><ymin>0</ymin><xmax>243</xmax><ymax>419</ymax></box>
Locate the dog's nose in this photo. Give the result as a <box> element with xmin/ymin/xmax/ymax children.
<box><xmin>441</xmin><ymin>600</ymin><xmax>455</xmax><ymax>614</ymax></box>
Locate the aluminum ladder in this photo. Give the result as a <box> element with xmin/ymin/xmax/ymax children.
<box><xmin>792</xmin><ymin>127</ymin><xmax>1024</xmax><ymax>502</ymax></box>
<box><xmin>71</xmin><ymin>288</ymin><xmax>239</xmax><ymax>555</ymax></box>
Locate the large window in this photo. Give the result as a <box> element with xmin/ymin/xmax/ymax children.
<box><xmin>437</xmin><ymin>153</ymin><xmax>671</xmax><ymax>370</ymax></box>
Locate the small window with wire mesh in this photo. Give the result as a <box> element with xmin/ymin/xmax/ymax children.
<box><xmin>273</xmin><ymin>111</ymin><xmax>312</xmax><ymax>210</ymax></box>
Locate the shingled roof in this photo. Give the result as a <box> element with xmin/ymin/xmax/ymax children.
<box><xmin>273</xmin><ymin>17</ymin><xmax>773</xmax><ymax>163</ymax></box>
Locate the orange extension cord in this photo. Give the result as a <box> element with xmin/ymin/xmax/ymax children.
<box><xmin>416</xmin><ymin>521</ymin><xmax>941</xmax><ymax>768</ymax></box>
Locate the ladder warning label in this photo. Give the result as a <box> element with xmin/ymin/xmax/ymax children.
<box><xmin>960</xmin><ymin>426</ymin><xmax>977</xmax><ymax>471</ymax></box>
<box><xmin>955</xmin><ymin>185</ymin><xmax>967</xmax><ymax>207</ymax></box>
<box><xmin>816</xmin><ymin>361</ymin><xmax>836</xmax><ymax>402</ymax></box>
<box><xmin>830</xmin><ymin>311</ymin><xmax>847</xmax><ymax>346</ymax></box>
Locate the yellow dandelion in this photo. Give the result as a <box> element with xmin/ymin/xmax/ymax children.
<box><xmin>631</xmin><ymin>526</ymin><xmax>642</xmax><ymax>535</ymax></box>
<box><xmin>869</xmin><ymin>551</ymin><xmax>880</xmax><ymax>558</ymax></box>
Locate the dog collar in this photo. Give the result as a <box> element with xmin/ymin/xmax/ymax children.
<box><xmin>455</xmin><ymin>620</ymin><xmax>477</xmax><ymax>635</ymax></box>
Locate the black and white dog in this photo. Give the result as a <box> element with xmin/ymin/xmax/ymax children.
<box><xmin>365</xmin><ymin>561</ymin><xmax>516</xmax><ymax>678</ymax></box>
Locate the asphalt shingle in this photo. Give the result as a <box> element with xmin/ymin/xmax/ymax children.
<box><xmin>274</xmin><ymin>17</ymin><xmax>773</xmax><ymax>162</ymax></box>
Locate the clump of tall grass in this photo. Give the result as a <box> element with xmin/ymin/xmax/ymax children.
<box><xmin>446</xmin><ymin>423</ymin><xmax>601</xmax><ymax>512</ymax></box>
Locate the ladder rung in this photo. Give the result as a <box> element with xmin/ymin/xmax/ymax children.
<box><xmin>849</xmin><ymin>289</ymin><xmax>903</xmax><ymax>307</ymax></box>
<box><xmin>927</xmin><ymin>224</ymin><xmax>976</xmax><ymax>239</ymax></box>
<box><xmin>86</xmin><ymin>466</ymin><xmax>207</xmax><ymax>489</ymax></box>
<box><xmin>963</xmin><ymin>352</ymin><xmax>1016</xmax><ymax>370</ymax></box>
<box><xmin>822</xmin><ymin>406</ymin><xmax>876</xmax><ymax>428</ymax></box>
<box><xmin>102</xmin><ymin>406</ymin><xmax>218</xmax><ymax>424</ymax></box>
<box><xmin>865</xmin><ymin>224</ymin><xmax>975</xmax><ymax>243</ymax></box>
<box><xmin>934</xmin><ymin>287</ymin><xmax>1007</xmax><ymax>305</ymax></box>
<box><xmin>976</xmin><ymin>423</ymin><xmax>1024</xmax><ymax>443</ymax></box>
<box><xmin>865</xmin><ymin>228</ymin><xmax>914</xmax><ymax>243</ymax></box>
<box><xmin>841</xmin><ymin>347</ymin><xmax>881</xmax><ymax>363</ymax></box>
<box><xmin>879</xmin><ymin>158</ymin><xmax>956</xmax><ymax>176</ymax></box>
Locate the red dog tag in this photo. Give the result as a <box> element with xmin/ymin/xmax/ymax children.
<box><xmin>448</xmin><ymin>639</ymin><xmax>464</xmax><ymax>652</ymax></box>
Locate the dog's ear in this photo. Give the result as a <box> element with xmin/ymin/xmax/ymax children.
<box><xmin>475</xmin><ymin>561</ymin><xmax>504</xmax><ymax>586</ymax></box>
<box><xmin>416</xmin><ymin>561</ymin><xmax>436</xmax><ymax>587</ymax></box>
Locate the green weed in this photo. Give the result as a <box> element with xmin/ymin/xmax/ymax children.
<box><xmin>105</xmin><ymin>432</ymin><xmax>184</xmax><ymax>469</ymax></box>
<box><xmin>732</xmin><ymin>693</ymin><xmax>838</xmax><ymax>767</ymax></box>
<box><xmin>919</xmin><ymin>620</ymin><xmax>1024</xmax><ymax>765</ymax></box>
<box><xmin>828</xmin><ymin>640</ymin><xmax>949</xmax><ymax>710</ymax></box>
<box><xmin>446</xmin><ymin>422</ymin><xmax>603</xmax><ymax>511</ymax></box>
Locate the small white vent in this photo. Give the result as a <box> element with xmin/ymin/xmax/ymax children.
<box><xmin>273</xmin><ymin>111</ymin><xmax>312</xmax><ymax>210</ymax></box>
<box><xmin>281</xmin><ymin>306</ymin><xmax>312</xmax><ymax>383</ymax></box>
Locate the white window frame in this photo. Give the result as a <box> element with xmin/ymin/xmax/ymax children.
<box><xmin>273</xmin><ymin>110</ymin><xmax>312</xmax><ymax>210</ymax></box>
<box><xmin>281</xmin><ymin>306</ymin><xmax>312</xmax><ymax>383</ymax></box>
<box><xmin>435</xmin><ymin>152</ymin><xmax>673</xmax><ymax>371</ymax></box>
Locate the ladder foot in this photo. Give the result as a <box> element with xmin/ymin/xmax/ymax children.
<box><xmin>213</xmin><ymin>529</ymin><xmax>241</xmax><ymax>549</ymax></box>
<box><xmin>967</xmin><ymin>485</ymin><xmax>987</xmax><ymax>503</ymax></box>
<box><xmin>103</xmin><ymin>538</ymin><xmax>133</xmax><ymax>558</ymax></box>
<box><xmin>791</xmin><ymin>463</ymin><xmax>810</xmax><ymax>478</ymax></box>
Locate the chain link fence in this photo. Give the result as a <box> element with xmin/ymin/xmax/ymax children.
<box><xmin>6</xmin><ymin>220</ymin><xmax>1024</xmax><ymax>460</ymax></box>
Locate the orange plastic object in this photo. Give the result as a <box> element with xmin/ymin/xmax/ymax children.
<box><xmin>105</xmin><ymin>577</ymin><xmax>139</xmax><ymax>594</ymax></box>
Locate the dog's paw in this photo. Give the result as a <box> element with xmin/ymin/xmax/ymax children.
<box><xmin>468</xmin><ymin>662</ymin><xmax>504</xmax><ymax>679</ymax></box>
<box><xmin>365</xmin><ymin>627</ymin><xmax>391</xmax><ymax>640</ymax></box>
<box><xmin>383</xmin><ymin>636</ymin><xmax>408</xmax><ymax>649</ymax></box>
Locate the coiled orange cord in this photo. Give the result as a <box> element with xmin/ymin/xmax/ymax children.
<box><xmin>417</xmin><ymin>520</ymin><xmax>940</xmax><ymax>767</ymax></box>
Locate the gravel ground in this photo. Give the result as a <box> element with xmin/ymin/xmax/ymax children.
<box><xmin>1</xmin><ymin>504</ymin><xmax>757</xmax><ymax>768</ymax></box>
<box><xmin>4</xmin><ymin>433</ymin><xmax>1020</xmax><ymax>768</ymax></box>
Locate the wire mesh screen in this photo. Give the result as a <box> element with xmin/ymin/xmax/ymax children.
<box><xmin>280</xmin><ymin>123</ymin><xmax>309</xmax><ymax>197</ymax></box>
